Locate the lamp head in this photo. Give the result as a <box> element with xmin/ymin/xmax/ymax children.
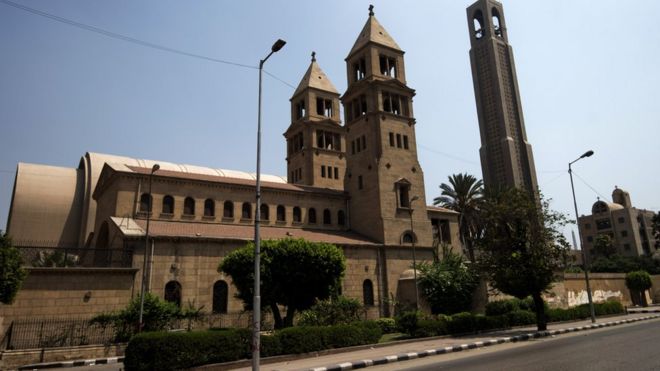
<box><xmin>151</xmin><ymin>164</ymin><xmax>160</xmax><ymax>173</ymax></box>
<box><xmin>271</xmin><ymin>39</ymin><xmax>286</xmax><ymax>52</ymax></box>
<box><xmin>581</xmin><ymin>150</ymin><xmax>594</xmax><ymax>158</ymax></box>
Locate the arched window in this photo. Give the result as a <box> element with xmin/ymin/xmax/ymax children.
<box><xmin>204</xmin><ymin>199</ymin><xmax>215</xmax><ymax>217</ymax></box>
<box><xmin>363</xmin><ymin>279</ymin><xmax>374</xmax><ymax>306</ymax></box>
<box><xmin>212</xmin><ymin>280</ymin><xmax>228</xmax><ymax>314</ymax></box>
<box><xmin>224</xmin><ymin>201</ymin><xmax>234</xmax><ymax>218</ymax></box>
<box><xmin>323</xmin><ymin>209</ymin><xmax>331</xmax><ymax>225</ymax></box>
<box><xmin>162</xmin><ymin>195</ymin><xmax>174</xmax><ymax>214</ymax></box>
<box><xmin>184</xmin><ymin>197</ymin><xmax>195</xmax><ymax>215</ymax></box>
<box><xmin>308</xmin><ymin>208</ymin><xmax>317</xmax><ymax>224</ymax></box>
<box><xmin>242</xmin><ymin>202</ymin><xmax>252</xmax><ymax>219</ymax></box>
<box><xmin>293</xmin><ymin>207</ymin><xmax>302</xmax><ymax>223</ymax></box>
<box><xmin>260</xmin><ymin>204</ymin><xmax>269</xmax><ymax>221</ymax></box>
<box><xmin>277</xmin><ymin>205</ymin><xmax>286</xmax><ymax>222</ymax></box>
<box><xmin>164</xmin><ymin>281</ymin><xmax>182</xmax><ymax>307</ymax></box>
<box><xmin>402</xmin><ymin>231</ymin><xmax>416</xmax><ymax>244</ymax></box>
<box><xmin>139</xmin><ymin>193</ymin><xmax>152</xmax><ymax>213</ymax></box>
<box><xmin>492</xmin><ymin>8</ymin><xmax>502</xmax><ymax>37</ymax></box>
<box><xmin>337</xmin><ymin>210</ymin><xmax>346</xmax><ymax>226</ymax></box>
<box><xmin>473</xmin><ymin>9</ymin><xmax>484</xmax><ymax>39</ymax></box>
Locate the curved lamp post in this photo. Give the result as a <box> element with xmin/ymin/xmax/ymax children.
<box><xmin>253</xmin><ymin>38</ymin><xmax>286</xmax><ymax>371</ymax></box>
<box><xmin>138</xmin><ymin>163</ymin><xmax>160</xmax><ymax>332</ymax></box>
<box><xmin>568</xmin><ymin>150</ymin><xmax>596</xmax><ymax>323</ymax></box>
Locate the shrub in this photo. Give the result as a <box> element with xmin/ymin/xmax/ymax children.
<box><xmin>485</xmin><ymin>299</ymin><xmax>520</xmax><ymax>316</ymax></box>
<box><xmin>546</xmin><ymin>301</ymin><xmax>624</xmax><ymax>322</ymax></box>
<box><xmin>124</xmin><ymin>329</ymin><xmax>250</xmax><ymax>371</ymax></box>
<box><xmin>374</xmin><ymin>318</ymin><xmax>396</xmax><ymax>334</ymax></box>
<box><xmin>506</xmin><ymin>310</ymin><xmax>536</xmax><ymax>326</ymax></box>
<box><xmin>277</xmin><ymin>322</ymin><xmax>381</xmax><ymax>353</ymax></box>
<box><xmin>395</xmin><ymin>310</ymin><xmax>421</xmax><ymax>335</ymax></box>
<box><xmin>625</xmin><ymin>270</ymin><xmax>652</xmax><ymax>291</ymax></box>
<box><xmin>297</xmin><ymin>296</ymin><xmax>363</xmax><ymax>326</ymax></box>
<box><xmin>447</xmin><ymin>312</ymin><xmax>476</xmax><ymax>335</ymax></box>
<box><xmin>413</xmin><ymin>316</ymin><xmax>449</xmax><ymax>338</ymax></box>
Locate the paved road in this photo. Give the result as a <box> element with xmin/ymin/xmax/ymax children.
<box><xmin>371</xmin><ymin>319</ymin><xmax>660</xmax><ymax>371</ymax></box>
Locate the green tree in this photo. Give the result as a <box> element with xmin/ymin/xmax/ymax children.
<box><xmin>625</xmin><ymin>270</ymin><xmax>652</xmax><ymax>307</ymax></box>
<box><xmin>0</xmin><ymin>232</ymin><xmax>28</xmax><ymax>304</ymax></box>
<box><xmin>476</xmin><ymin>188</ymin><xmax>570</xmax><ymax>331</ymax></box>
<box><xmin>417</xmin><ymin>246</ymin><xmax>479</xmax><ymax>315</ymax></box>
<box><xmin>218</xmin><ymin>238</ymin><xmax>345</xmax><ymax>328</ymax></box>
<box><xmin>593</xmin><ymin>234</ymin><xmax>616</xmax><ymax>258</ymax></box>
<box><xmin>433</xmin><ymin>173</ymin><xmax>484</xmax><ymax>261</ymax></box>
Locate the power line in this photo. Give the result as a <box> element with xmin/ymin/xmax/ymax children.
<box><xmin>572</xmin><ymin>170</ymin><xmax>608</xmax><ymax>201</ymax></box>
<box><xmin>417</xmin><ymin>144</ymin><xmax>480</xmax><ymax>166</ymax></box>
<box><xmin>0</xmin><ymin>0</ymin><xmax>295</xmax><ymax>88</ymax></box>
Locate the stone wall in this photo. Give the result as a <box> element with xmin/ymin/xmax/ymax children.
<box><xmin>0</xmin><ymin>267</ymin><xmax>137</xmax><ymax>335</ymax></box>
<box><xmin>544</xmin><ymin>273</ymin><xmax>632</xmax><ymax>308</ymax></box>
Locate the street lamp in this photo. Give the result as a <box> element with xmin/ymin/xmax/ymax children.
<box><xmin>253</xmin><ymin>38</ymin><xmax>286</xmax><ymax>371</ymax></box>
<box><xmin>568</xmin><ymin>150</ymin><xmax>596</xmax><ymax>323</ymax></box>
<box><xmin>408</xmin><ymin>195</ymin><xmax>420</xmax><ymax>310</ymax></box>
<box><xmin>138</xmin><ymin>163</ymin><xmax>160</xmax><ymax>332</ymax></box>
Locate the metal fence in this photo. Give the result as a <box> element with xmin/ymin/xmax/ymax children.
<box><xmin>1</xmin><ymin>312</ymin><xmax>274</xmax><ymax>350</ymax></box>
<box><xmin>1</xmin><ymin>317</ymin><xmax>116</xmax><ymax>350</ymax></box>
<box><xmin>16</xmin><ymin>247</ymin><xmax>133</xmax><ymax>268</ymax></box>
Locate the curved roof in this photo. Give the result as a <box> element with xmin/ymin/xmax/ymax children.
<box><xmin>592</xmin><ymin>200</ymin><xmax>624</xmax><ymax>214</ymax></box>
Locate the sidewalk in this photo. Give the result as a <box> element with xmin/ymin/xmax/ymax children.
<box><xmin>221</xmin><ymin>312</ymin><xmax>660</xmax><ymax>371</ymax></box>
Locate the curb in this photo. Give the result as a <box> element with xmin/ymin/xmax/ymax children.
<box><xmin>18</xmin><ymin>356</ymin><xmax>124</xmax><ymax>370</ymax></box>
<box><xmin>308</xmin><ymin>315</ymin><xmax>660</xmax><ymax>371</ymax></box>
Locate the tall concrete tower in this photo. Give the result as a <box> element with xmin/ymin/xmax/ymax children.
<box><xmin>467</xmin><ymin>0</ymin><xmax>539</xmax><ymax>195</ymax></box>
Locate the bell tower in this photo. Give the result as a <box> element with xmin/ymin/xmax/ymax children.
<box><xmin>285</xmin><ymin>52</ymin><xmax>346</xmax><ymax>190</ymax></box>
<box><xmin>342</xmin><ymin>5</ymin><xmax>432</xmax><ymax>246</ymax></box>
<box><xmin>467</xmin><ymin>0</ymin><xmax>539</xmax><ymax>196</ymax></box>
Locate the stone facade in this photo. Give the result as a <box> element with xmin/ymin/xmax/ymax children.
<box><xmin>578</xmin><ymin>187</ymin><xmax>658</xmax><ymax>264</ymax></box>
<box><xmin>467</xmin><ymin>0</ymin><xmax>539</xmax><ymax>195</ymax></box>
<box><xmin>3</xmin><ymin>7</ymin><xmax>462</xmax><ymax>324</ymax></box>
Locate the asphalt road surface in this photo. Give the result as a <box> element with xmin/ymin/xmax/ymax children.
<box><xmin>371</xmin><ymin>319</ymin><xmax>660</xmax><ymax>371</ymax></box>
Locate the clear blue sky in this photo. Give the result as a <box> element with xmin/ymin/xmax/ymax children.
<box><xmin>1</xmin><ymin>0</ymin><xmax>659</xmax><ymax>245</ymax></box>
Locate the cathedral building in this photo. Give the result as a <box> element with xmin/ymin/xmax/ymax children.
<box><xmin>3</xmin><ymin>7</ymin><xmax>461</xmax><ymax>322</ymax></box>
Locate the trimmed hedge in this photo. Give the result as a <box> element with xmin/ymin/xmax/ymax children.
<box><xmin>124</xmin><ymin>322</ymin><xmax>381</xmax><ymax>371</ymax></box>
<box><xmin>375</xmin><ymin>318</ymin><xmax>397</xmax><ymax>334</ymax></box>
<box><xmin>396</xmin><ymin>301</ymin><xmax>625</xmax><ymax>339</ymax></box>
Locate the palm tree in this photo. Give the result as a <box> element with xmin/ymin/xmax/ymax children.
<box><xmin>433</xmin><ymin>173</ymin><xmax>484</xmax><ymax>261</ymax></box>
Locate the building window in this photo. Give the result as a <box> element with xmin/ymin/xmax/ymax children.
<box><xmin>361</xmin><ymin>135</ymin><xmax>366</xmax><ymax>150</ymax></box>
<box><xmin>309</xmin><ymin>208</ymin><xmax>317</xmax><ymax>224</ymax></box>
<box><xmin>164</xmin><ymin>281</ymin><xmax>182</xmax><ymax>308</ymax></box>
<box><xmin>277</xmin><ymin>205</ymin><xmax>286</xmax><ymax>222</ymax></box>
<box><xmin>618</xmin><ymin>217</ymin><xmax>625</xmax><ymax>224</ymax></box>
<box><xmin>334</xmin><ymin>167</ymin><xmax>339</xmax><ymax>179</ymax></box>
<box><xmin>338</xmin><ymin>210</ymin><xmax>346</xmax><ymax>226</ymax></box>
<box><xmin>204</xmin><ymin>199</ymin><xmax>215</xmax><ymax>217</ymax></box>
<box><xmin>363</xmin><ymin>279</ymin><xmax>374</xmax><ymax>306</ymax></box>
<box><xmin>403</xmin><ymin>135</ymin><xmax>409</xmax><ymax>149</ymax></box>
<box><xmin>321</xmin><ymin>165</ymin><xmax>326</xmax><ymax>178</ymax></box>
<box><xmin>184</xmin><ymin>197</ymin><xmax>195</xmax><ymax>215</ymax></box>
<box><xmin>389</xmin><ymin>132</ymin><xmax>395</xmax><ymax>147</ymax></box>
<box><xmin>316</xmin><ymin>130</ymin><xmax>341</xmax><ymax>151</ymax></box>
<box><xmin>293</xmin><ymin>207</ymin><xmax>302</xmax><ymax>223</ymax></box>
<box><xmin>358</xmin><ymin>175</ymin><xmax>363</xmax><ymax>190</ymax></box>
<box><xmin>397</xmin><ymin>182</ymin><xmax>411</xmax><ymax>208</ymax></box>
<box><xmin>621</xmin><ymin>230</ymin><xmax>628</xmax><ymax>237</ymax></box>
<box><xmin>353</xmin><ymin>57</ymin><xmax>366</xmax><ymax>82</ymax></box>
<box><xmin>323</xmin><ymin>209</ymin><xmax>331</xmax><ymax>225</ymax></box>
<box><xmin>289</xmin><ymin>132</ymin><xmax>304</xmax><ymax>155</ymax></box>
<box><xmin>212</xmin><ymin>280</ymin><xmax>228</xmax><ymax>314</ymax></box>
<box><xmin>379</xmin><ymin>55</ymin><xmax>397</xmax><ymax>77</ymax></box>
<box><xmin>242</xmin><ymin>202</ymin><xmax>252</xmax><ymax>219</ymax></box>
<box><xmin>402</xmin><ymin>232</ymin><xmax>416</xmax><ymax>244</ymax></box>
<box><xmin>351</xmin><ymin>141</ymin><xmax>356</xmax><ymax>154</ymax></box>
<box><xmin>316</xmin><ymin>97</ymin><xmax>333</xmax><ymax>117</ymax></box>
<box><xmin>162</xmin><ymin>195</ymin><xmax>174</xmax><ymax>214</ymax></box>
<box><xmin>596</xmin><ymin>218</ymin><xmax>612</xmax><ymax>230</ymax></box>
<box><xmin>587</xmin><ymin>236</ymin><xmax>593</xmax><ymax>243</ymax></box>
<box><xmin>382</xmin><ymin>91</ymin><xmax>408</xmax><ymax>116</ymax></box>
<box><xmin>396</xmin><ymin>134</ymin><xmax>402</xmax><ymax>148</ymax></box>
<box><xmin>260</xmin><ymin>204</ymin><xmax>269</xmax><ymax>221</ymax></box>
<box><xmin>139</xmin><ymin>193</ymin><xmax>152</xmax><ymax>213</ymax></box>
<box><xmin>223</xmin><ymin>201</ymin><xmax>234</xmax><ymax>218</ymax></box>
<box><xmin>585</xmin><ymin>223</ymin><xmax>591</xmax><ymax>230</ymax></box>
<box><xmin>295</xmin><ymin>99</ymin><xmax>306</xmax><ymax>119</ymax></box>
<box><xmin>624</xmin><ymin>244</ymin><xmax>631</xmax><ymax>251</ymax></box>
